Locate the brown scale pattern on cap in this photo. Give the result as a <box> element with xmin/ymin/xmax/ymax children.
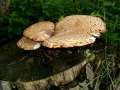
<box><xmin>42</xmin><ymin>15</ymin><xmax>106</xmax><ymax>48</ymax></box>
<box><xmin>17</xmin><ymin>37</ymin><xmax>40</xmax><ymax>50</ymax></box>
<box><xmin>55</xmin><ymin>15</ymin><xmax>106</xmax><ymax>36</ymax></box>
<box><xmin>23</xmin><ymin>21</ymin><xmax>55</xmax><ymax>42</ymax></box>
<box><xmin>42</xmin><ymin>32</ymin><xmax>96</xmax><ymax>48</ymax></box>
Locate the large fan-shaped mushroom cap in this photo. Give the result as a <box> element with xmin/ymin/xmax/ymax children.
<box><xmin>23</xmin><ymin>21</ymin><xmax>55</xmax><ymax>41</ymax></box>
<box><xmin>42</xmin><ymin>32</ymin><xmax>96</xmax><ymax>48</ymax></box>
<box><xmin>42</xmin><ymin>15</ymin><xmax>106</xmax><ymax>48</ymax></box>
<box><xmin>55</xmin><ymin>15</ymin><xmax>106</xmax><ymax>37</ymax></box>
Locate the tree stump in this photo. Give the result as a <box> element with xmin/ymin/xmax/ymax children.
<box><xmin>0</xmin><ymin>81</ymin><xmax>12</xmax><ymax>90</ymax></box>
<box><xmin>15</xmin><ymin>49</ymin><xmax>95</xmax><ymax>90</ymax></box>
<box><xmin>0</xmin><ymin>40</ymin><xmax>95</xmax><ymax>90</ymax></box>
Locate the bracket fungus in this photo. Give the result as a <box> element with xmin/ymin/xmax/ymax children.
<box><xmin>43</xmin><ymin>15</ymin><xmax>106</xmax><ymax>48</ymax></box>
<box><xmin>17</xmin><ymin>37</ymin><xmax>41</xmax><ymax>50</ymax></box>
<box><xmin>55</xmin><ymin>15</ymin><xmax>106</xmax><ymax>35</ymax></box>
<box><xmin>17</xmin><ymin>21</ymin><xmax>55</xmax><ymax>50</ymax></box>
<box><xmin>42</xmin><ymin>32</ymin><xmax>96</xmax><ymax>48</ymax></box>
<box><xmin>23</xmin><ymin>21</ymin><xmax>55</xmax><ymax>41</ymax></box>
<box><xmin>17</xmin><ymin>15</ymin><xmax>106</xmax><ymax>49</ymax></box>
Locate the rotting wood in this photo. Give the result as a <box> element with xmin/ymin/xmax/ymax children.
<box><xmin>0</xmin><ymin>81</ymin><xmax>12</xmax><ymax>90</ymax></box>
<box><xmin>15</xmin><ymin>49</ymin><xmax>95</xmax><ymax>90</ymax></box>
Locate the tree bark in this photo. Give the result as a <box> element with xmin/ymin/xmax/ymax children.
<box><xmin>16</xmin><ymin>49</ymin><xmax>95</xmax><ymax>90</ymax></box>
<box><xmin>0</xmin><ymin>81</ymin><xmax>12</xmax><ymax>90</ymax></box>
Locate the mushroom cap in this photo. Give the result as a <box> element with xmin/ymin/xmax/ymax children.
<box><xmin>23</xmin><ymin>21</ymin><xmax>55</xmax><ymax>42</ymax></box>
<box><xmin>42</xmin><ymin>32</ymin><xmax>96</xmax><ymax>48</ymax></box>
<box><xmin>17</xmin><ymin>37</ymin><xmax>41</xmax><ymax>50</ymax></box>
<box><xmin>55</xmin><ymin>15</ymin><xmax>106</xmax><ymax>36</ymax></box>
<box><xmin>42</xmin><ymin>15</ymin><xmax>106</xmax><ymax>48</ymax></box>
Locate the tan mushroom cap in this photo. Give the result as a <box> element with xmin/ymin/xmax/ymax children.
<box><xmin>23</xmin><ymin>21</ymin><xmax>55</xmax><ymax>41</ymax></box>
<box><xmin>17</xmin><ymin>37</ymin><xmax>41</xmax><ymax>50</ymax></box>
<box><xmin>42</xmin><ymin>32</ymin><xmax>96</xmax><ymax>48</ymax></box>
<box><xmin>55</xmin><ymin>15</ymin><xmax>106</xmax><ymax>37</ymax></box>
<box><xmin>42</xmin><ymin>15</ymin><xmax>106</xmax><ymax>48</ymax></box>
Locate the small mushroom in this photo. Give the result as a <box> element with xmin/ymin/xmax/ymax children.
<box><xmin>23</xmin><ymin>21</ymin><xmax>55</xmax><ymax>41</ymax></box>
<box><xmin>55</xmin><ymin>15</ymin><xmax>106</xmax><ymax>37</ymax></box>
<box><xmin>17</xmin><ymin>37</ymin><xmax>41</xmax><ymax>50</ymax></box>
<box><xmin>17</xmin><ymin>21</ymin><xmax>55</xmax><ymax>50</ymax></box>
<box><xmin>42</xmin><ymin>15</ymin><xmax>106</xmax><ymax>48</ymax></box>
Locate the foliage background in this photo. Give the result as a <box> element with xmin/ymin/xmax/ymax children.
<box><xmin>0</xmin><ymin>0</ymin><xmax>120</xmax><ymax>46</ymax></box>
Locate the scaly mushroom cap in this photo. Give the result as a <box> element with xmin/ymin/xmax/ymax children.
<box><xmin>55</xmin><ymin>15</ymin><xmax>106</xmax><ymax>37</ymax></box>
<box><xmin>17</xmin><ymin>37</ymin><xmax>41</xmax><ymax>50</ymax></box>
<box><xmin>23</xmin><ymin>21</ymin><xmax>55</xmax><ymax>41</ymax></box>
<box><xmin>42</xmin><ymin>15</ymin><xmax>106</xmax><ymax>48</ymax></box>
<box><xmin>42</xmin><ymin>32</ymin><xmax>96</xmax><ymax>48</ymax></box>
